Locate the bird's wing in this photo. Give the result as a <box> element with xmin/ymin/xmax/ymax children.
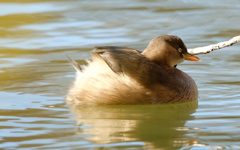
<box><xmin>92</xmin><ymin>46</ymin><xmax>143</xmax><ymax>73</ymax></box>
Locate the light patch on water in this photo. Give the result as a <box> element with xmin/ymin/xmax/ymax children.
<box><xmin>0</xmin><ymin>92</ymin><xmax>61</xmax><ymax>110</ymax></box>
<box><xmin>65</xmin><ymin>74</ymin><xmax>75</xmax><ymax>78</ymax></box>
<box><xmin>0</xmin><ymin>58</ymin><xmax>38</xmax><ymax>72</ymax></box>
<box><xmin>17</xmin><ymin>21</ymin><xmax>105</xmax><ymax>31</ymax></box>
<box><xmin>0</xmin><ymin>36</ymin><xmax>138</xmax><ymax>49</ymax></box>
<box><xmin>0</xmin><ymin>3</ymin><xmax>67</xmax><ymax>16</ymax></box>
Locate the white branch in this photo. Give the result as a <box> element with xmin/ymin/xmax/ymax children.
<box><xmin>188</xmin><ymin>35</ymin><xmax>240</xmax><ymax>55</ymax></box>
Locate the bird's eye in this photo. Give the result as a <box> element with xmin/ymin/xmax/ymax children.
<box><xmin>178</xmin><ymin>48</ymin><xmax>182</xmax><ymax>53</ymax></box>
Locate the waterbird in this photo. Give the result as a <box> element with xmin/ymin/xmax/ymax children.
<box><xmin>66</xmin><ymin>35</ymin><xmax>200</xmax><ymax>105</ymax></box>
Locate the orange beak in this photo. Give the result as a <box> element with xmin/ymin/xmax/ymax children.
<box><xmin>182</xmin><ymin>53</ymin><xmax>201</xmax><ymax>61</ymax></box>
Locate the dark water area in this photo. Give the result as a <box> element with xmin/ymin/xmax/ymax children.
<box><xmin>0</xmin><ymin>0</ymin><xmax>240</xmax><ymax>149</ymax></box>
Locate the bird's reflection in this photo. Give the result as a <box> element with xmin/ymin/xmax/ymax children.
<box><xmin>68</xmin><ymin>100</ymin><xmax>198</xmax><ymax>149</ymax></box>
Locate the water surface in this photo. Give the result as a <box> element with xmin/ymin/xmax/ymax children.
<box><xmin>1</xmin><ymin>0</ymin><xmax>240</xmax><ymax>149</ymax></box>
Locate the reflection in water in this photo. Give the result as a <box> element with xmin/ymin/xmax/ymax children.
<box><xmin>68</xmin><ymin>100</ymin><xmax>198</xmax><ymax>149</ymax></box>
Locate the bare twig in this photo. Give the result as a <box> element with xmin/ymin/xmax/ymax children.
<box><xmin>188</xmin><ymin>35</ymin><xmax>240</xmax><ymax>55</ymax></box>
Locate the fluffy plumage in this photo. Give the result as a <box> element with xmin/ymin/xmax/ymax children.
<box><xmin>66</xmin><ymin>35</ymin><xmax>200</xmax><ymax>105</ymax></box>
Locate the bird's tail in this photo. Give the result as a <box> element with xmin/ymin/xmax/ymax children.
<box><xmin>66</xmin><ymin>55</ymin><xmax>82</xmax><ymax>72</ymax></box>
